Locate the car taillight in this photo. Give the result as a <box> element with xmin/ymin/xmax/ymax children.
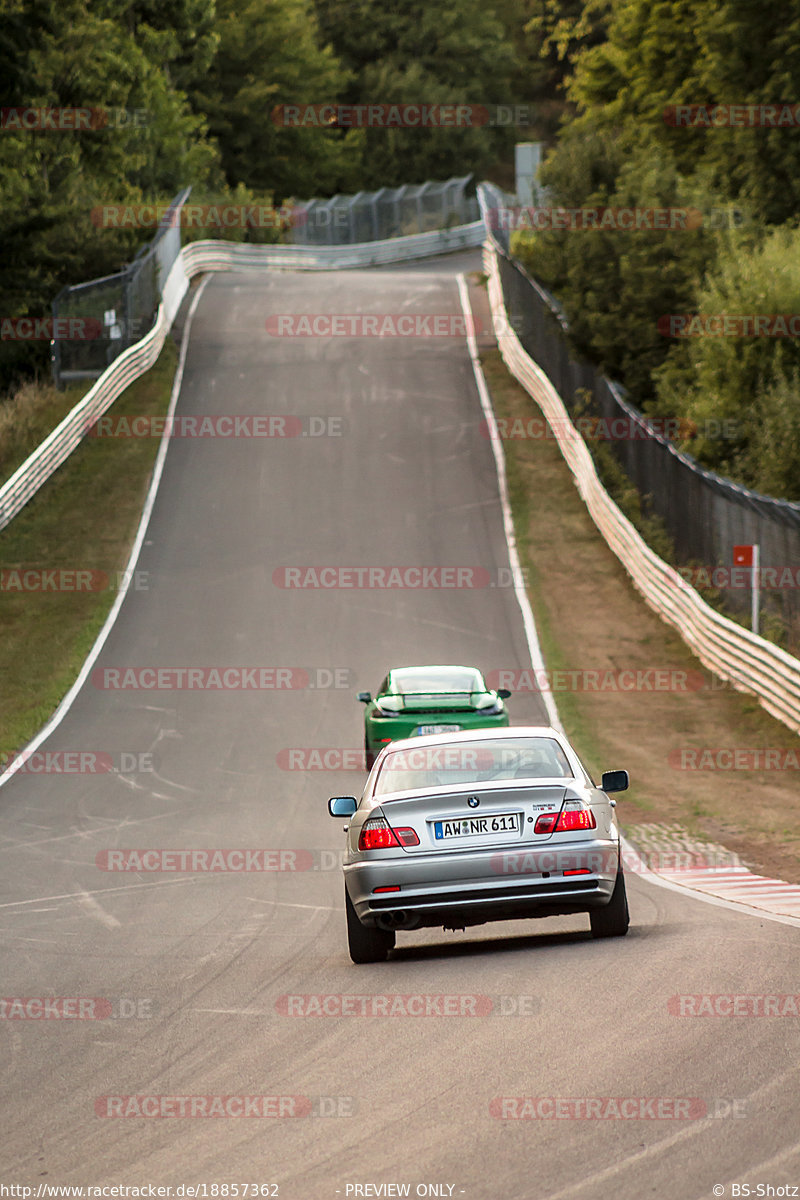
<box><xmin>358</xmin><ymin>816</ymin><xmax>420</xmax><ymax>851</ymax></box>
<box><xmin>359</xmin><ymin>817</ymin><xmax>398</xmax><ymax>850</ymax></box>
<box><xmin>534</xmin><ymin>806</ymin><xmax>596</xmax><ymax>834</ymax></box>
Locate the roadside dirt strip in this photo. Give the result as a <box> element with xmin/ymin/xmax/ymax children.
<box><xmin>462</xmin><ymin>268</ymin><xmax>800</xmax><ymax>921</ymax></box>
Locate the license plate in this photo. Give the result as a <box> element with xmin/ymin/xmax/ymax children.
<box><xmin>433</xmin><ymin>812</ymin><xmax>520</xmax><ymax>840</ymax></box>
<box><xmin>413</xmin><ymin>724</ymin><xmax>460</xmax><ymax>735</ymax></box>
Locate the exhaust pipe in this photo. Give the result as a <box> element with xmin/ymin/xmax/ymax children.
<box><xmin>377</xmin><ymin>910</ymin><xmax>419</xmax><ymax>931</ymax></box>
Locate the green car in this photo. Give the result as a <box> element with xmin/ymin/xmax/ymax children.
<box><xmin>358</xmin><ymin>665</ymin><xmax>511</xmax><ymax>769</ymax></box>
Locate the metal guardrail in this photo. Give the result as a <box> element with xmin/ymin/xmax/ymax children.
<box><xmin>51</xmin><ymin>188</ymin><xmax>191</xmax><ymax>388</ymax></box>
<box><xmin>292</xmin><ymin>176</ymin><xmax>479</xmax><ymax>245</ymax></box>
<box><xmin>478</xmin><ymin>184</ymin><xmax>800</xmax><ymax>643</ymax></box>
<box><xmin>481</xmin><ymin>235</ymin><xmax>800</xmax><ymax>733</ymax></box>
<box><xmin>0</xmin><ymin>221</ymin><xmax>484</xmax><ymax>533</ymax></box>
<box><xmin>182</xmin><ymin>222</ymin><xmax>484</xmax><ymax>272</ymax></box>
<box><xmin>1</xmin><ymin>295</ymin><xmax>175</xmax><ymax>533</ymax></box>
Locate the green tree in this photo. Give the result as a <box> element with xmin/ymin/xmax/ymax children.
<box><xmin>653</xmin><ymin>226</ymin><xmax>800</xmax><ymax>497</ymax></box>
<box><xmin>512</xmin><ymin>0</ymin><xmax>800</xmax><ymax>499</ymax></box>
<box><xmin>0</xmin><ymin>0</ymin><xmax>219</xmax><ymax>392</ymax></box>
<box><xmin>312</xmin><ymin>0</ymin><xmax>516</xmax><ymax>187</ymax></box>
<box><xmin>196</xmin><ymin>0</ymin><xmax>358</xmax><ymax>200</ymax></box>
<box><xmin>514</xmin><ymin>129</ymin><xmax>716</xmax><ymax>401</ymax></box>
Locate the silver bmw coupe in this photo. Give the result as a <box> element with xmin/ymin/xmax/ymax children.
<box><xmin>328</xmin><ymin>726</ymin><xmax>630</xmax><ymax>963</ymax></box>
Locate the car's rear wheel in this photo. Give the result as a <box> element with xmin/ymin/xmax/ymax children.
<box><xmin>364</xmin><ymin>738</ymin><xmax>375</xmax><ymax>771</ymax></box>
<box><xmin>345</xmin><ymin>887</ymin><xmax>395</xmax><ymax>963</ymax></box>
<box><xmin>590</xmin><ymin>864</ymin><xmax>629</xmax><ymax>938</ymax></box>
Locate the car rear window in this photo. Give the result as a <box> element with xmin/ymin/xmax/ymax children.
<box><xmin>373</xmin><ymin>737</ymin><xmax>572</xmax><ymax>795</ymax></box>
<box><xmin>392</xmin><ymin>668</ymin><xmax>483</xmax><ymax>695</ymax></box>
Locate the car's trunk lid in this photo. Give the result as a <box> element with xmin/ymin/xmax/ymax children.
<box><xmin>379</xmin><ymin>784</ymin><xmax>570</xmax><ymax>851</ymax></box>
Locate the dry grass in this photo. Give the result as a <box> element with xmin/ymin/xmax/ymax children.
<box><xmin>0</xmin><ymin>378</ymin><xmax>85</xmax><ymax>483</ymax></box>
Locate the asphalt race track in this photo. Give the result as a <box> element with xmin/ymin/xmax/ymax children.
<box><xmin>1</xmin><ymin>252</ymin><xmax>799</xmax><ymax>1199</ymax></box>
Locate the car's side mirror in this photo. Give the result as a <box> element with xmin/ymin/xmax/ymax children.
<box><xmin>357</xmin><ymin>692</ymin><xmax>371</xmax><ymax>704</ymax></box>
<box><xmin>496</xmin><ymin>688</ymin><xmax>511</xmax><ymax>699</ymax></box>
<box><xmin>601</xmin><ymin>770</ymin><xmax>629</xmax><ymax>794</ymax></box>
<box><xmin>328</xmin><ymin>796</ymin><xmax>357</xmax><ymax>817</ymax></box>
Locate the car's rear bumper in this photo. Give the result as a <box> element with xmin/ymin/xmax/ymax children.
<box><xmin>366</xmin><ymin>711</ymin><xmax>509</xmax><ymax>753</ymax></box>
<box><xmin>344</xmin><ymin>838</ymin><xmax>621</xmax><ymax>930</ymax></box>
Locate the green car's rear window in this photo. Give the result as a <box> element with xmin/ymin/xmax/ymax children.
<box><xmin>390</xmin><ymin>667</ymin><xmax>484</xmax><ymax>695</ymax></box>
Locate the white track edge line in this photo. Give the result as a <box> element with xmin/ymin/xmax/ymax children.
<box><xmin>457</xmin><ymin>274</ymin><xmax>561</xmax><ymax>735</ymax></box>
<box><xmin>457</xmin><ymin>271</ymin><xmax>800</xmax><ymax>933</ymax></box>
<box><xmin>4</xmin><ymin>267</ymin><xmax>798</xmax><ymax>935</ymax></box>
<box><xmin>0</xmin><ymin>275</ymin><xmax>211</xmax><ymax>790</ymax></box>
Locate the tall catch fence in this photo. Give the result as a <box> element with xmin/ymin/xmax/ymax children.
<box><xmin>478</xmin><ymin>183</ymin><xmax>800</xmax><ymax>648</ymax></box>
<box><xmin>51</xmin><ymin>188</ymin><xmax>191</xmax><ymax>388</ymax></box>
<box><xmin>292</xmin><ymin>176</ymin><xmax>479</xmax><ymax>246</ymax></box>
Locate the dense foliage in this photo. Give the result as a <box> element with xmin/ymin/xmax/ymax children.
<box><xmin>512</xmin><ymin>0</ymin><xmax>800</xmax><ymax>499</ymax></box>
<box><xmin>0</xmin><ymin>0</ymin><xmax>548</xmax><ymax>392</ymax></box>
<box><xmin>4</xmin><ymin>0</ymin><xmax>799</xmax><ymax>503</ymax></box>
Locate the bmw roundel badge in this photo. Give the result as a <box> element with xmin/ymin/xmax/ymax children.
<box><xmin>467</xmin><ymin>796</ymin><xmax>480</xmax><ymax>808</ymax></box>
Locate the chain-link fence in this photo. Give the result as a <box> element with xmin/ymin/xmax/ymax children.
<box><xmin>51</xmin><ymin>188</ymin><xmax>191</xmax><ymax>388</ymax></box>
<box><xmin>479</xmin><ymin>187</ymin><xmax>800</xmax><ymax>648</ymax></box>
<box><xmin>291</xmin><ymin>176</ymin><xmax>479</xmax><ymax>246</ymax></box>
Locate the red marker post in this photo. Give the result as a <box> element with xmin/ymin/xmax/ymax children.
<box><xmin>733</xmin><ymin>544</ymin><xmax>759</xmax><ymax>635</ymax></box>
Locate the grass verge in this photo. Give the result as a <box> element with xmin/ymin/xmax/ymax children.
<box><xmin>0</xmin><ymin>338</ymin><xmax>177</xmax><ymax>768</ymax></box>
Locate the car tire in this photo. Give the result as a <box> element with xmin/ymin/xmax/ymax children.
<box><xmin>345</xmin><ymin>886</ymin><xmax>395</xmax><ymax>963</ymax></box>
<box><xmin>590</xmin><ymin>863</ymin><xmax>629</xmax><ymax>938</ymax></box>
<box><xmin>364</xmin><ymin>739</ymin><xmax>375</xmax><ymax>771</ymax></box>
